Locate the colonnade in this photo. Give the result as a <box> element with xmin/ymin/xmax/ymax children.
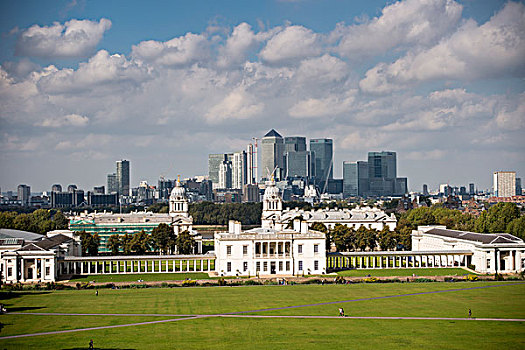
<box><xmin>59</xmin><ymin>256</ymin><xmax>215</xmax><ymax>276</ymax></box>
<box><xmin>254</xmin><ymin>241</ymin><xmax>291</xmax><ymax>258</ymax></box>
<box><xmin>327</xmin><ymin>251</ymin><xmax>472</xmax><ymax>270</ymax></box>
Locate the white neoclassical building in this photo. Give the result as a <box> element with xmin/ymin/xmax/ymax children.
<box><xmin>412</xmin><ymin>226</ymin><xmax>525</xmax><ymax>273</ymax></box>
<box><xmin>215</xmin><ymin>180</ymin><xmax>326</xmax><ymax>277</ymax></box>
<box><xmin>260</xmin><ymin>183</ymin><xmax>396</xmax><ymax>232</ymax></box>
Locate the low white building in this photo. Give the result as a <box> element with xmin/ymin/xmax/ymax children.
<box><xmin>412</xmin><ymin>225</ymin><xmax>525</xmax><ymax>273</ymax></box>
<box><xmin>1</xmin><ymin>229</ymin><xmax>81</xmax><ymax>283</ymax></box>
<box><xmin>214</xmin><ymin>180</ymin><xmax>327</xmax><ymax>277</ymax></box>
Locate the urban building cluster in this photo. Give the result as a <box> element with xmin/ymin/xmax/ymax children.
<box><xmin>1</xmin><ymin>131</ymin><xmax>523</xmax><ymax>210</ymax></box>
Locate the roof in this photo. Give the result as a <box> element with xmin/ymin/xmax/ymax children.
<box><xmin>426</xmin><ymin>228</ymin><xmax>523</xmax><ymax>245</ymax></box>
<box><xmin>0</xmin><ymin>238</ymin><xmax>24</xmax><ymax>245</ymax></box>
<box><xmin>264</xmin><ymin>129</ymin><xmax>282</xmax><ymax>138</ymax></box>
<box><xmin>35</xmin><ymin>234</ymin><xmax>73</xmax><ymax>250</ymax></box>
<box><xmin>280</xmin><ymin>207</ymin><xmax>396</xmax><ymax>223</ymax></box>
<box><xmin>16</xmin><ymin>243</ymin><xmax>46</xmax><ymax>252</ymax></box>
<box><xmin>0</xmin><ymin>228</ymin><xmax>44</xmax><ymax>242</ymax></box>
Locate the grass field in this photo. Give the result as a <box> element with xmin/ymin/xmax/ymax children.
<box><xmin>1</xmin><ymin>281</ymin><xmax>524</xmax><ymax>349</ymax></box>
<box><xmin>68</xmin><ymin>272</ymin><xmax>213</xmax><ymax>282</ymax></box>
<box><xmin>335</xmin><ymin>267</ymin><xmax>473</xmax><ymax>277</ymax></box>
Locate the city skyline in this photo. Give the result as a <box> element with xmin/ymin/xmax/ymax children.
<box><xmin>1</xmin><ymin>0</ymin><xmax>524</xmax><ymax>192</ymax></box>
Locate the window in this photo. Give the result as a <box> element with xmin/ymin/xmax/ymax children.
<box><xmin>243</xmin><ymin>245</ymin><xmax>248</xmax><ymax>256</ymax></box>
<box><xmin>243</xmin><ymin>262</ymin><xmax>248</xmax><ymax>272</ymax></box>
<box><xmin>227</xmin><ymin>245</ymin><xmax>232</xmax><ymax>255</ymax></box>
<box><xmin>45</xmin><ymin>267</ymin><xmax>50</xmax><ymax>276</ymax></box>
<box><xmin>256</xmin><ymin>262</ymin><xmax>261</xmax><ymax>271</ymax></box>
<box><xmin>487</xmin><ymin>259</ymin><xmax>491</xmax><ymax>269</ymax></box>
<box><xmin>279</xmin><ymin>261</ymin><xmax>283</xmax><ymax>271</ymax></box>
<box><xmin>286</xmin><ymin>261</ymin><xmax>290</xmax><ymax>271</ymax></box>
<box><xmin>298</xmin><ymin>245</ymin><xmax>303</xmax><ymax>254</ymax></box>
<box><xmin>263</xmin><ymin>262</ymin><xmax>268</xmax><ymax>271</ymax></box>
<box><xmin>314</xmin><ymin>244</ymin><xmax>319</xmax><ymax>253</ymax></box>
<box><xmin>314</xmin><ymin>260</ymin><xmax>319</xmax><ymax>270</ymax></box>
<box><xmin>7</xmin><ymin>267</ymin><xmax>12</xmax><ymax>277</ymax></box>
<box><xmin>298</xmin><ymin>261</ymin><xmax>303</xmax><ymax>271</ymax></box>
<box><xmin>227</xmin><ymin>262</ymin><xmax>232</xmax><ymax>272</ymax></box>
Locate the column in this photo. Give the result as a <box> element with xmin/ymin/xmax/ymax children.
<box><xmin>186</xmin><ymin>260</ymin><xmax>189</xmax><ymax>272</ymax></box>
<box><xmin>208</xmin><ymin>259</ymin><xmax>211</xmax><ymax>272</ymax></box>
<box><xmin>194</xmin><ymin>259</ymin><xmax>197</xmax><ymax>271</ymax></box>
<box><xmin>123</xmin><ymin>261</ymin><xmax>127</xmax><ymax>274</ymax></box>
<box><xmin>117</xmin><ymin>260</ymin><xmax>120</xmax><ymax>273</ymax></box>
<box><xmin>200</xmin><ymin>260</ymin><xmax>203</xmax><ymax>272</ymax></box>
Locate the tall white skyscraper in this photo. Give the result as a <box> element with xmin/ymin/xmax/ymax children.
<box><xmin>232</xmin><ymin>151</ymin><xmax>247</xmax><ymax>189</ymax></box>
<box><xmin>218</xmin><ymin>161</ymin><xmax>232</xmax><ymax>189</ymax></box>
<box><xmin>493</xmin><ymin>171</ymin><xmax>516</xmax><ymax>197</ymax></box>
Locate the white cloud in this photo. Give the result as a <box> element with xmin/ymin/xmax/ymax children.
<box><xmin>38</xmin><ymin>50</ymin><xmax>151</xmax><ymax>94</ymax></box>
<box><xmin>289</xmin><ymin>91</ymin><xmax>356</xmax><ymax>118</ymax></box>
<box><xmin>295</xmin><ymin>54</ymin><xmax>348</xmax><ymax>83</ymax></box>
<box><xmin>217</xmin><ymin>23</ymin><xmax>261</xmax><ymax>68</ymax></box>
<box><xmin>41</xmin><ymin>113</ymin><xmax>89</xmax><ymax>127</ymax></box>
<box><xmin>336</xmin><ymin>0</ymin><xmax>462</xmax><ymax>58</ymax></box>
<box><xmin>495</xmin><ymin>93</ymin><xmax>525</xmax><ymax>130</ymax></box>
<box><xmin>132</xmin><ymin>32</ymin><xmax>209</xmax><ymax>67</ymax></box>
<box><xmin>360</xmin><ymin>2</ymin><xmax>525</xmax><ymax>93</ymax></box>
<box><xmin>16</xmin><ymin>18</ymin><xmax>111</xmax><ymax>58</ymax></box>
<box><xmin>260</xmin><ymin>25</ymin><xmax>322</xmax><ymax>64</ymax></box>
<box><xmin>205</xmin><ymin>87</ymin><xmax>264</xmax><ymax>123</ymax></box>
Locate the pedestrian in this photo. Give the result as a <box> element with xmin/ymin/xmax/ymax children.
<box><xmin>468</xmin><ymin>309</ymin><xmax>472</xmax><ymax>318</ymax></box>
<box><xmin>339</xmin><ymin>307</ymin><xmax>345</xmax><ymax>317</ymax></box>
<box><xmin>95</xmin><ymin>290</ymin><xmax>98</xmax><ymax>296</ymax></box>
<box><xmin>89</xmin><ymin>339</ymin><xmax>94</xmax><ymax>349</ymax></box>
<box><xmin>321</xmin><ymin>279</ymin><xmax>325</xmax><ymax>285</ymax></box>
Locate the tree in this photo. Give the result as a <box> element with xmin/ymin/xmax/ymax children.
<box><xmin>151</xmin><ymin>223</ymin><xmax>174</xmax><ymax>254</ymax></box>
<box><xmin>52</xmin><ymin>210</ymin><xmax>68</xmax><ymax>229</ymax></box>
<box><xmin>378</xmin><ymin>226</ymin><xmax>396</xmax><ymax>250</ymax></box>
<box><xmin>474</xmin><ymin>203</ymin><xmax>520</xmax><ymax>233</ymax></box>
<box><xmin>330</xmin><ymin>224</ymin><xmax>355</xmax><ymax>252</ymax></box>
<box><xmin>121</xmin><ymin>233</ymin><xmax>133</xmax><ymax>255</ymax></box>
<box><xmin>175</xmin><ymin>230</ymin><xmax>196</xmax><ymax>254</ymax></box>
<box><xmin>506</xmin><ymin>216</ymin><xmax>525</xmax><ymax>240</ymax></box>
<box><xmin>355</xmin><ymin>227</ymin><xmax>377</xmax><ymax>251</ymax></box>
<box><xmin>130</xmin><ymin>230</ymin><xmax>151</xmax><ymax>254</ymax></box>
<box><xmin>107</xmin><ymin>234</ymin><xmax>121</xmax><ymax>255</ymax></box>
<box><xmin>78</xmin><ymin>231</ymin><xmax>99</xmax><ymax>256</ymax></box>
<box><xmin>0</xmin><ymin>211</ymin><xmax>17</xmax><ymax>229</ymax></box>
<box><xmin>88</xmin><ymin>233</ymin><xmax>100</xmax><ymax>256</ymax></box>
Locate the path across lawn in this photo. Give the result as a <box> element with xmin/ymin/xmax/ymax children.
<box><xmin>3</xmin><ymin>282</ymin><xmax>523</xmax><ymax>340</ymax></box>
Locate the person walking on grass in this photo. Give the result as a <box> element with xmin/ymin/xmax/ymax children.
<box><xmin>89</xmin><ymin>339</ymin><xmax>94</xmax><ymax>349</ymax></box>
<box><xmin>468</xmin><ymin>309</ymin><xmax>472</xmax><ymax>318</ymax></box>
<box><xmin>339</xmin><ymin>307</ymin><xmax>345</xmax><ymax>317</ymax></box>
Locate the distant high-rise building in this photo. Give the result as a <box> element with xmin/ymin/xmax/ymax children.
<box><xmin>493</xmin><ymin>171</ymin><xmax>516</xmax><ymax>197</ymax></box>
<box><xmin>367</xmin><ymin>151</ymin><xmax>406</xmax><ymax>196</ymax></box>
<box><xmin>284</xmin><ymin>150</ymin><xmax>312</xmax><ymax>179</ymax></box>
<box><xmin>516</xmin><ymin>178</ymin><xmax>522</xmax><ymax>196</ymax></box>
<box><xmin>232</xmin><ymin>151</ymin><xmax>247</xmax><ymax>189</ymax></box>
<box><xmin>208</xmin><ymin>153</ymin><xmax>233</xmax><ymax>186</ymax></box>
<box><xmin>51</xmin><ymin>184</ymin><xmax>62</xmax><ymax>192</ymax></box>
<box><xmin>310</xmin><ymin>138</ymin><xmax>333</xmax><ymax>192</ymax></box>
<box><xmin>158</xmin><ymin>177</ymin><xmax>175</xmax><ymax>199</ymax></box>
<box><xmin>469</xmin><ymin>183</ymin><xmax>475</xmax><ymax>195</ymax></box>
<box><xmin>116</xmin><ymin>160</ymin><xmax>130</xmax><ymax>196</ymax></box>
<box><xmin>107</xmin><ymin>173</ymin><xmax>118</xmax><ymax>194</ymax></box>
<box><xmin>439</xmin><ymin>184</ymin><xmax>450</xmax><ymax>196</ymax></box>
<box><xmin>67</xmin><ymin>184</ymin><xmax>77</xmax><ymax>193</ymax></box>
<box><xmin>17</xmin><ymin>184</ymin><xmax>31</xmax><ymax>206</ymax></box>
<box><xmin>261</xmin><ymin>129</ymin><xmax>285</xmax><ymax>180</ymax></box>
<box><xmin>343</xmin><ymin>161</ymin><xmax>368</xmax><ymax>197</ymax></box>
<box><xmin>246</xmin><ymin>144</ymin><xmax>255</xmax><ymax>185</ymax></box>
<box><xmin>284</xmin><ymin>136</ymin><xmax>307</xmax><ymax>153</ymax></box>
<box><xmin>218</xmin><ymin>160</ymin><xmax>232</xmax><ymax>189</ymax></box>
<box><xmin>422</xmin><ymin>184</ymin><xmax>429</xmax><ymax>196</ymax></box>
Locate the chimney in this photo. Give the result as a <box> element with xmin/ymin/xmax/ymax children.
<box><xmin>301</xmin><ymin>222</ymin><xmax>308</xmax><ymax>234</ymax></box>
<box><xmin>234</xmin><ymin>221</ymin><xmax>242</xmax><ymax>235</ymax></box>
<box><xmin>228</xmin><ymin>220</ymin><xmax>235</xmax><ymax>234</ymax></box>
<box><xmin>293</xmin><ymin>219</ymin><xmax>301</xmax><ymax>232</ymax></box>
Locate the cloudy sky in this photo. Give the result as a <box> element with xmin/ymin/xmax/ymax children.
<box><xmin>1</xmin><ymin>0</ymin><xmax>524</xmax><ymax>193</ymax></box>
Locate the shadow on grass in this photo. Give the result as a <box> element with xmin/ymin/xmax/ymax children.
<box><xmin>0</xmin><ymin>291</ymin><xmax>53</xmax><ymax>300</ymax></box>
<box><xmin>6</xmin><ymin>306</ymin><xmax>45</xmax><ymax>312</ymax></box>
<box><xmin>63</xmin><ymin>348</ymin><xmax>136</xmax><ymax>350</ymax></box>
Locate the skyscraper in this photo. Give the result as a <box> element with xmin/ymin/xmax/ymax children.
<box><xmin>208</xmin><ymin>153</ymin><xmax>233</xmax><ymax>187</ymax></box>
<box><xmin>493</xmin><ymin>171</ymin><xmax>516</xmax><ymax>197</ymax></box>
<box><xmin>51</xmin><ymin>184</ymin><xmax>62</xmax><ymax>192</ymax></box>
<box><xmin>310</xmin><ymin>138</ymin><xmax>333</xmax><ymax>192</ymax></box>
<box><xmin>116</xmin><ymin>160</ymin><xmax>130</xmax><ymax>196</ymax></box>
<box><xmin>367</xmin><ymin>151</ymin><xmax>407</xmax><ymax>196</ymax></box>
<box><xmin>17</xmin><ymin>184</ymin><xmax>30</xmax><ymax>206</ymax></box>
<box><xmin>218</xmin><ymin>160</ymin><xmax>232</xmax><ymax>189</ymax></box>
<box><xmin>284</xmin><ymin>150</ymin><xmax>312</xmax><ymax>179</ymax></box>
<box><xmin>343</xmin><ymin>161</ymin><xmax>368</xmax><ymax>197</ymax></box>
<box><xmin>469</xmin><ymin>183</ymin><xmax>475</xmax><ymax>195</ymax></box>
<box><xmin>107</xmin><ymin>173</ymin><xmax>118</xmax><ymax>194</ymax></box>
<box><xmin>422</xmin><ymin>184</ymin><xmax>429</xmax><ymax>196</ymax></box>
<box><xmin>261</xmin><ymin>129</ymin><xmax>284</xmax><ymax>180</ymax></box>
<box><xmin>284</xmin><ymin>136</ymin><xmax>307</xmax><ymax>153</ymax></box>
<box><xmin>232</xmin><ymin>151</ymin><xmax>247</xmax><ymax>189</ymax></box>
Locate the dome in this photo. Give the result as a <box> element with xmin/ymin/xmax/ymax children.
<box><xmin>170</xmin><ymin>181</ymin><xmax>186</xmax><ymax>197</ymax></box>
<box><xmin>264</xmin><ymin>181</ymin><xmax>280</xmax><ymax>198</ymax></box>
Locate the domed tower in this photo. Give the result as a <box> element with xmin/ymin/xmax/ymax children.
<box><xmin>261</xmin><ymin>178</ymin><xmax>283</xmax><ymax>228</ymax></box>
<box><xmin>169</xmin><ymin>177</ymin><xmax>189</xmax><ymax>218</ymax></box>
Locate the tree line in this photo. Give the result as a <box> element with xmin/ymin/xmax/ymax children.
<box><xmin>0</xmin><ymin>209</ymin><xmax>68</xmax><ymax>235</ymax></box>
<box><xmin>78</xmin><ymin>223</ymin><xmax>196</xmax><ymax>256</ymax></box>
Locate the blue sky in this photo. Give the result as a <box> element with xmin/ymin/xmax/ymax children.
<box><xmin>0</xmin><ymin>0</ymin><xmax>524</xmax><ymax>193</ymax></box>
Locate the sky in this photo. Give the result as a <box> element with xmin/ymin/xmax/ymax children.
<box><xmin>0</xmin><ymin>0</ymin><xmax>524</xmax><ymax>193</ymax></box>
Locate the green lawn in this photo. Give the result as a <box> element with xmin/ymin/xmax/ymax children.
<box><xmin>336</xmin><ymin>268</ymin><xmax>473</xmax><ymax>277</ymax></box>
<box><xmin>1</xmin><ymin>282</ymin><xmax>524</xmax><ymax>349</ymax></box>
<box><xmin>68</xmin><ymin>272</ymin><xmax>213</xmax><ymax>282</ymax></box>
